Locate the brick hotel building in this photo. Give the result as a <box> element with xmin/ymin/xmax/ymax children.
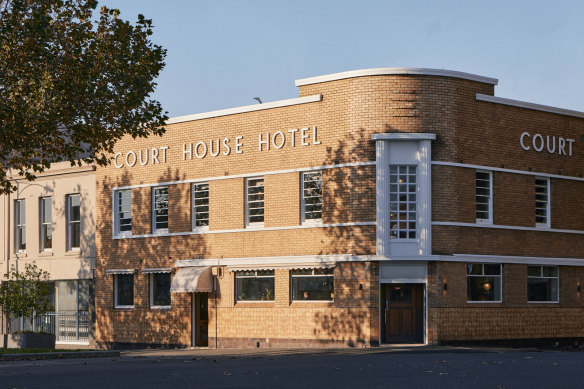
<box><xmin>94</xmin><ymin>68</ymin><xmax>584</xmax><ymax>348</ymax></box>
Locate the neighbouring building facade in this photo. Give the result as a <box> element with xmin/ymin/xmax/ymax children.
<box><xmin>95</xmin><ymin>67</ymin><xmax>584</xmax><ymax>348</ymax></box>
<box><xmin>0</xmin><ymin>161</ymin><xmax>96</xmax><ymax>347</ymax></box>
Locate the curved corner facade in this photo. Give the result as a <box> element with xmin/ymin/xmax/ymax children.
<box><xmin>94</xmin><ymin>68</ymin><xmax>584</xmax><ymax>348</ymax></box>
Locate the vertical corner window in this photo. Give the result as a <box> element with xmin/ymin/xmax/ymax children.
<box><xmin>67</xmin><ymin>194</ymin><xmax>81</xmax><ymax>251</ymax></box>
<box><xmin>40</xmin><ymin>197</ymin><xmax>52</xmax><ymax>251</ymax></box>
<box><xmin>535</xmin><ymin>178</ymin><xmax>550</xmax><ymax>227</ymax></box>
<box><xmin>152</xmin><ymin>186</ymin><xmax>169</xmax><ymax>233</ymax></box>
<box><xmin>115</xmin><ymin>190</ymin><xmax>132</xmax><ymax>236</ymax></box>
<box><xmin>114</xmin><ymin>273</ymin><xmax>134</xmax><ymax>308</ymax></box>
<box><xmin>302</xmin><ymin>172</ymin><xmax>322</xmax><ymax>223</ymax></box>
<box><xmin>467</xmin><ymin>263</ymin><xmax>502</xmax><ymax>302</ymax></box>
<box><xmin>193</xmin><ymin>183</ymin><xmax>210</xmax><ymax>231</ymax></box>
<box><xmin>15</xmin><ymin>199</ymin><xmax>26</xmax><ymax>252</ymax></box>
<box><xmin>528</xmin><ymin>265</ymin><xmax>558</xmax><ymax>302</ymax></box>
<box><xmin>246</xmin><ymin>178</ymin><xmax>264</xmax><ymax>226</ymax></box>
<box><xmin>150</xmin><ymin>272</ymin><xmax>171</xmax><ymax>308</ymax></box>
<box><xmin>389</xmin><ymin>165</ymin><xmax>417</xmax><ymax>239</ymax></box>
<box><xmin>291</xmin><ymin>268</ymin><xmax>334</xmax><ymax>301</ymax></box>
<box><xmin>235</xmin><ymin>270</ymin><xmax>274</xmax><ymax>301</ymax></box>
<box><xmin>475</xmin><ymin>171</ymin><xmax>492</xmax><ymax>223</ymax></box>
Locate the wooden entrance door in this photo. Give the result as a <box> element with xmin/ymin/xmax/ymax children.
<box><xmin>194</xmin><ymin>293</ymin><xmax>208</xmax><ymax>347</ymax></box>
<box><xmin>382</xmin><ymin>284</ymin><xmax>423</xmax><ymax>343</ymax></box>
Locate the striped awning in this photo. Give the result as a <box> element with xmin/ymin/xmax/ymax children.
<box><xmin>105</xmin><ymin>269</ymin><xmax>135</xmax><ymax>275</ymax></box>
<box><xmin>170</xmin><ymin>266</ymin><xmax>213</xmax><ymax>293</ymax></box>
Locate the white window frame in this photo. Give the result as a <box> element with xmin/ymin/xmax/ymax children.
<box><xmin>527</xmin><ymin>265</ymin><xmax>559</xmax><ymax>303</ymax></box>
<box><xmin>389</xmin><ymin>165</ymin><xmax>418</xmax><ymax>240</ymax></box>
<box><xmin>192</xmin><ymin>182</ymin><xmax>210</xmax><ymax>232</ymax></box>
<box><xmin>40</xmin><ymin>197</ymin><xmax>52</xmax><ymax>252</ymax></box>
<box><xmin>235</xmin><ymin>270</ymin><xmax>274</xmax><ymax>302</ymax></box>
<box><xmin>245</xmin><ymin>177</ymin><xmax>264</xmax><ymax>228</ymax></box>
<box><xmin>15</xmin><ymin>199</ymin><xmax>26</xmax><ymax>253</ymax></box>
<box><xmin>152</xmin><ymin>186</ymin><xmax>169</xmax><ymax>234</ymax></box>
<box><xmin>475</xmin><ymin>170</ymin><xmax>493</xmax><ymax>224</ymax></box>
<box><xmin>535</xmin><ymin>177</ymin><xmax>551</xmax><ymax>228</ymax></box>
<box><xmin>466</xmin><ymin>263</ymin><xmax>502</xmax><ymax>303</ymax></box>
<box><xmin>114</xmin><ymin>190</ymin><xmax>132</xmax><ymax>237</ymax></box>
<box><xmin>67</xmin><ymin>194</ymin><xmax>81</xmax><ymax>252</ymax></box>
<box><xmin>301</xmin><ymin>171</ymin><xmax>323</xmax><ymax>225</ymax></box>
<box><xmin>150</xmin><ymin>272</ymin><xmax>172</xmax><ymax>309</ymax></box>
<box><xmin>114</xmin><ymin>273</ymin><xmax>134</xmax><ymax>309</ymax></box>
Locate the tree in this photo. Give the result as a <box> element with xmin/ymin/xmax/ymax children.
<box><xmin>0</xmin><ymin>262</ymin><xmax>53</xmax><ymax>333</ymax></box>
<box><xmin>0</xmin><ymin>0</ymin><xmax>168</xmax><ymax>194</ymax></box>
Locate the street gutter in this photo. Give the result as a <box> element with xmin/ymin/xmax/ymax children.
<box><xmin>0</xmin><ymin>350</ymin><xmax>120</xmax><ymax>361</ymax></box>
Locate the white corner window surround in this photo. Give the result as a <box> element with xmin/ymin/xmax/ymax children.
<box><xmin>372</xmin><ymin>133</ymin><xmax>435</xmax><ymax>257</ymax></box>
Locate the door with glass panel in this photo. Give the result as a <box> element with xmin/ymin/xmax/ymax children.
<box><xmin>382</xmin><ymin>283</ymin><xmax>423</xmax><ymax>343</ymax></box>
<box><xmin>193</xmin><ymin>293</ymin><xmax>208</xmax><ymax>347</ymax></box>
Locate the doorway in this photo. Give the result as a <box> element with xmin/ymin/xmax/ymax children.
<box><xmin>192</xmin><ymin>293</ymin><xmax>208</xmax><ymax>347</ymax></box>
<box><xmin>381</xmin><ymin>283</ymin><xmax>424</xmax><ymax>343</ymax></box>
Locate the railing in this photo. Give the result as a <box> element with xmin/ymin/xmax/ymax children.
<box><xmin>22</xmin><ymin>311</ymin><xmax>90</xmax><ymax>342</ymax></box>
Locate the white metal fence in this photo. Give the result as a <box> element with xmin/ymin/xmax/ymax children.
<box><xmin>20</xmin><ymin>311</ymin><xmax>90</xmax><ymax>342</ymax></box>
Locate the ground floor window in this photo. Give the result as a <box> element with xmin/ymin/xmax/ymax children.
<box><xmin>467</xmin><ymin>263</ymin><xmax>502</xmax><ymax>302</ymax></box>
<box><xmin>115</xmin><ymin>274</ymin><xmax>134</xmax><ymax>308</ymax></box>
<box><xmin>528</xmin><ymin>266</ymin><xmax>559</xmax><ymax>302</ymax></box>
<box><xmin>235</xmin><ymin>270</ymin><xmax>274</xmax><ymax>301</ymax></box>
<box><xmin>150</xmin><ymin>272</ymin><xmax>171</xmax><ymax>308</ymax></box>
<box><xmin>291</xmin><ymin>268</ymin><xmax>334</xmax><ymax>301</ymax></box>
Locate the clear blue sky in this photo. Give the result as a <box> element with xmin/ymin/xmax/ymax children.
<box><xmin>101</xmin><ymin>0</ymin><xmax>584</xmax><ymax>118</ymax></box>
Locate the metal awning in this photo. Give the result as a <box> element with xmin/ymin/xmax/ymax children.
<box><xmin>105</xmin><ymin>269</ymin><xmax>135</xmax><ymax>275</ymax></box>
<box><xmin>170</xmin><ymin>266</ymin><xmax>213</xmax><ymax>293</ymax></box>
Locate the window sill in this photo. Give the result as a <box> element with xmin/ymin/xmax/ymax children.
<box><xmin>114</xmin><ymin>233</ymin><xmax>133</xmax><ymax>239</ymax></box>
<box><xmin>150</xmin><ymin>305</ymin><xmax>172</xmax><ymax>310</ymax></box>
<box><xmin>527</xmin><ymin>301</ymin><xmax>559</xmax><ymax>304</ymax></box>
<box><xmin>535</xmin><ymin>224</ymin><xmax>551</xmax><ymax>229</ymax></box>
<box><xmin>65</xmin><ymin>251</ymin><xmax>82</xmax><ymax>257</ymax></box>
<box><xmin>152</xmin><ymin>229</ymin><xmax>169</xmax><ymax>235</ymax></box>
<box><xmin>192</xmin><ymin>227</ymin><xmax>210</xmax><ymax>234</ymax></box>
<box><xmin>476</xmin><ymin>219</ymin><xmax>493</xmax><ymax>224</ymax></box>
<box><xmin>245</xmin><ymin>223</ymin><xmax>265</xmax><ymax>230</ymax></box>
<box><xmin>466</xmin><ymin>301</ymin><xmax>502</xmax><ymax>304</ymax></box>
<box><xmin>302</xmin><ymin>220</ymin><xmax>323</xmax><ymax>226</ymax></box>
<box><xmin>114</xmin><ymin>305</ymin><xmax>134</xmax><ymax>309</ymax></box>
<box><xmin>38</xmin><ymin>251</ymin><xmax>53</xmax><ymax>257</ymax></box>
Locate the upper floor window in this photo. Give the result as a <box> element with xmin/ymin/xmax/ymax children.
<box><xmin>40</xmin><ymin>197</ymin><xmax>52</xmax><ymax>252</ymax></box>
<box><xmin>302</xmin><ymin>172</ymin><xmax>322</xmax><ymax>223</ymax></box>
<box><xmin>475</xmin><ymin>171</ymin><xmax>492</xmax><ymax>223</ymax></box>
<box><xmin>528</xmin><ymin>265</ymin><xmax>558</xmax><ymax>303</ymax></box>
<box><xmin>291</xmin><ymin>268</ymin><xmax>334</xmax><ymax>301</ymax></box>
<box><xmin>535</xmin><ymin>178</ymin><xmax>550</xmax><ymax>227</ymax></box>
<box><xmin>467</xmin><ymin>263</ymin><xmax>502</xmax><ymax>302</ymax></box>
<box><xmin>246</xmin><ymin>178</ymin><xmax>264</xmax><ymax>226</ymax></box>
<box><xmin>152</xmin><ymin>186</ymin><xmax>169</xmax><ymax>233</ymax></box>
<box><xmin>67</xmin><ymin>194</ymin><xmax>81</xmax><ymax>251</ymax></box>
<box><xmin>389</xmin><ymin>165</ymin><xmax>417</xmax><ymax>239</ymax></box>
<box><xmin>192</xmin><ymin>183</ymin><xmax>210</xmax><ymax>231</ymax></box>
<box><xmin>115</xmin><ymin>190</ymin><xmax>132</xmax><ymax>236</ymax></box>
<box><xmin>15</xmin><ymin>199</ymin><xmax>26</xmax><ymax>252</ymax></box>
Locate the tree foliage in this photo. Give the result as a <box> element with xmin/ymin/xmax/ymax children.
<box><xmin>0</xmin><ymin>262</ymin><xmax>53</xmax><ymax>332</ymax></box>
<box><xmin>0</xmin><ymin>0</ymin><xmax>167</xmax><ymax>193</ymax></box>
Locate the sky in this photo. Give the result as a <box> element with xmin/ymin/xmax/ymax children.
<box><xmin>100</xmin><ymin>0</ymin><xmax>584</xmax><ymax>119</ymax></box>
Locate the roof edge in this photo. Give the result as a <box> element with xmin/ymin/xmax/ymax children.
<box><xmin>295</xmin><ymin>67</ymin><xmax>498</xmax><ymax>87</ymax></box>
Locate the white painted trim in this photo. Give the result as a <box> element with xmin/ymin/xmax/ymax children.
<box><xmin>432</xmin><ymin>161</ymin><xmax>584</xmax><ymax>182</ymax></box>
<box><xmin>166</xmin><ymin>95</ymin><xmax>323</xmax><ymax>124</ymax></box>
<box><xmin>433</xmin><ymin>221</ymin><xmax>584</xmax><ymax>235</ymax></box>
<box><xmin>114</xmin><ymin>221</ymin><xmax>376</xmax><ymax>240</ymax></box>
<box><xmin>476</xmin><ymin>93</ymin><xmax>584</xmax><ymax>119</ymax></box>
<box><xmin>141</xmin><ymin>268</ymin><xmax>172</xmax><ymax>274</ymax></box>
<box><xmin>371</xmin><ymin>133</ymin><xmax>436</xmax><ymax>141</ymax></box>
<box><xmin>379</xmin><ymin>278</ymin><xmax>427</xmax><ymax>284</ymax></box>
<box><xmin>56</xmin><ymin>341</ymin><xmax>90</xmax><ymax>346</ymax></box>
<box><xmin>114</xmin><ymin>161</ymin><xmax>376</xmax><ymax>191</ymax></box>
<box><xmin>295</xmin><ymin>68</ymin><xmax>498</xmax><ymax>86</ymax></box>
<box><xmin>475</xmin><ymin>170</ymin><xmax>493</xmax><ymax>224</ymax></box>
<box><xmin>443</xmin><ymin>254</ymin><xmax>584</xmax><ymax>267</ymax></box>
<box><xmin>106</xmin><ymin>269</ymin><xmax>135</xmax><ymax>275</ymax></box>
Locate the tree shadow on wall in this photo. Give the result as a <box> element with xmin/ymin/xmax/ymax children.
<box><xmin>92</xmin><ymin>167</ymin><xmax>209</xmax><ymax>349</ymax></box>
<box><xmin>311</xmin><ymin>128</ymin><xmax>379</xmax><ymax>347</ymax></box>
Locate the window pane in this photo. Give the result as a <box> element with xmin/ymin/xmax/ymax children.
<box><xmin>247</xmin><ymin>179</ymin><xmax>264</xmax><ymax>224</ymax></box>
<box><xmin>467</xmin><ymin>276</ymin><xmax>500</xmax><ymax>301</ymax></box>
<box><xmin>484</xmin><ymin>264</ymin><xmax>501</xmax><ymax>275</ymax></box>
<box><xmin>153</xmin><ymin>187</ymin><xmax>169</xmax><ymax>230</ymax></box>
<box><xmin>467</xmin><ymin>263</ymin><xmax>483</xmax><ymax>275</ymax></box>
<box><xmin>193</xmin><ymin>183</ymin><xmax>210</xmax><ymax>228</ymax></box>
<box><xmin>388</xmin><ymin>285</ymin><xmax>412</xmax><ymax>302</ymax></box>
<box><xmin>389</xmin><ymin>165</ymin><xmax>416</xmax><ymax>239</ymax></box>
<box><xmin>42</xmin><ymin>198</ymin><xmax>52</xmax><ymax>223</ymax></box>
<box><xmin>152</xmin><ymin>273</ymin><xmax>171</xmax><ymax>306</ymax></box>
<box><xmin>476</xmin><ymin>172</ymin><xmax>491</xmax><ymax>220</ymax></box>
<box><xmin>78</xmin><ymin>280</ymin><xmax>90</xmax><ymax>311</ymax></box>
<box><xmin>118</xmin><ymin>190</ymin><xmax>132</xmax><ymax>232</ymax></box>
<box><xmin>291</xmin><ymin>275</ymin><xmax>334</xmax><ymax>301</ymax></box>
<box><xmin>527</xmin><ymin>266</ymin><xmax>541</xmax><ymax>277</ymax></box>
<box><xmin>116</xmin><ymin>274</ymin><xmax>134</xmax><ymax>306</ymax></box>
<box><xmin>303</xmin><ymin>171</ymin><xmax>322</xmax><ymax>221</ymax></box>
<box><xmin>71</xmin><ymin>222</ymin><xmax>80</xmax><ymax>249</ymax></box>
<box><xmin>528</xmin><ymin>278</ymin><xmax>558</xmax><ymax>302</ymax></box>
<box><xmin>69</xmin><ymin>195</ymin><xmax>80</xmax><ymax>221</ymax></box>
<box><xmin>57</xmin><ymin>280</ymin><xmax>77</xmax><ymax>311</ymax></box>
<box><xmin>236</xmin><ymin>272</ymin><xmax>274</xmax><ymax>301</ymax></box>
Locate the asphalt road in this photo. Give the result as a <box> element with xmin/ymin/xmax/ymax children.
<box><xmin>2</xmin><ymin>348</ymin><xmax>584</xmax><ymax>388</ymax></box>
